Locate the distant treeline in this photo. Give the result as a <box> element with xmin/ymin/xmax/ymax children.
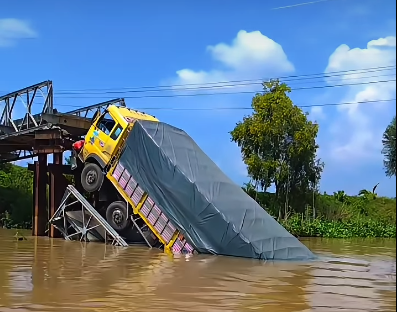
<box><xmin>0</xmin><ymin>163</ymin><xmax>395</xmax><ymax>238</ymax></box>
<box><xmin>242</xmin><ymin>182</ymin><xmax>396</xmax><ymax>238</ymax></box>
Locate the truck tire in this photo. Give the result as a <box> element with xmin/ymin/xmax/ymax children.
<box><xmin>81</xmin><ymin>162</ymin><xmax>104</xmax><ymax>193</ymax></box>
<box><xmin>106</xmin><ymin>201</ymin><xmax>131</xmax><ymax>232</ymax></box>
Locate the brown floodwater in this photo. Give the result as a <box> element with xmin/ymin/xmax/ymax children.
<box><xmin>0</xmin><ymin>228</ymin><xmax>395</xmax><ymax>312</ymax></box>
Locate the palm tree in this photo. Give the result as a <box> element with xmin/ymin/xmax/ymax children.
<box><xmin>382</xmin><ymin>116</ymin><xmax>396</xmax><ymax>177</ymax></box>
<box><xmin>358</xmin><ymin>183</ymin><xmax>379</xmax><ymax>201</ymax></box>
<box><xmin>242</xmin><ymin>181</ymin><xmax>257</xmax><ymax>198</ymax></box>
<box><xmin>334</xmin><ymin>190</ymin><xmax>349</xmax><ymax>204</ymax></box>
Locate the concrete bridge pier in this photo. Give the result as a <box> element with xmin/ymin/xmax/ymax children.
<box><xmin>30</xmin><ymin>152</ymin><xmax>69</xmax><ymax>238</ymax></box>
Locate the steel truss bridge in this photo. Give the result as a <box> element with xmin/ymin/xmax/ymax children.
<box><xmin>0</xmin><ymin>81</ymin><xmax>126</xmax><ymax>237</ymax></box>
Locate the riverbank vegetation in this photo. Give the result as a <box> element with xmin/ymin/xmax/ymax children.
<box><xmin>1</xmin><ymin>162</ymin><xmax>395</xmax><ymax>237</ymax></box>
<box><xmin>382</xmin><ymin>116</ymin><xmax>396</xmax><ymax>177</ymax></box>
<box><xmin>1</xmin><ymin>80</ymin><xmax>396</xmax><ymax>238</ymax></box>
<box><xmin>231</xmin><ymin>79</ymin><xmax>396</xmax><ymax>238</ymax></box>
<box><xmin>0</xmin><ymin>163</ymin><xmax>33</xmax><ymax>229</ymax></box>
<box><xmin>242</xmin><ymin>182</ymin><xmax>396</xmax><ymax>238</ymax></box>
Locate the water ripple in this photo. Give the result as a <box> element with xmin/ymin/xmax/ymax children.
<box><xmin>0</xmin><ymin>229</ymin><xmax>395</xmax><ymax>312</ymax></box>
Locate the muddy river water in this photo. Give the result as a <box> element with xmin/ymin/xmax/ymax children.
<box><xmin>0</xmin><ymin>229</ymin><xmax>395</xmax><ymax>312</ymax></box>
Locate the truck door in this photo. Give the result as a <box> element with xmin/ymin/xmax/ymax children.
<box><xmin>92</xmin><ymin>111</ymin><xmax>123</xmax><ymax>165</ymax></box>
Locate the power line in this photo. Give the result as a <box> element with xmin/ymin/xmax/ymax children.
<box><xmin>52</xmin><ymin>65</ymin><xmax>397</xmax><ymax>94</ymax></box>
<box><xmin>53</xmin><ymin>98</ymin><xmax>395</xmax><ymax>110</ymax></box>
<box><xmin>52</xmin><ymin>79</ymin><xmax>396</xmax><ymax>100</ymax></box>
<box><xmin>0</xmin><ymin>79</ymin><xmax>395</xmax><ymax>112</ymax></box>
<box><xmin>55</xmin><ymin>71</ymin><xmax>396</xmax><ymax>96</ymax></box>
<box><xmin>0</xmin><ymin>65</ymin><xmax>395</xmax><ymax>96</ymax></box>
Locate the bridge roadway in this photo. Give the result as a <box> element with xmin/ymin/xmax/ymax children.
<box><xmin>0</xmin><ymin>81</ymin><xmax>126</xmax><ymax>237</ymax></box>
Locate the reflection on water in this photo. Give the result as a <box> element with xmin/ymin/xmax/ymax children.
<box><xmin>0</xmin><ymin>229</ymin><xmax>395</xmax><ymax>312</ymax></box>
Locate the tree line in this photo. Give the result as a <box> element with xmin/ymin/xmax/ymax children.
<box><xmin>230</xmin><ymin>80</ymin><xmax>396</xmax><ymax>219</ymax></box>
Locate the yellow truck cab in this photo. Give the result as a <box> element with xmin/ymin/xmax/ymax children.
<box><xmin>76</xmin><ymin>105</ymin><xmax>159</xmax><ymax>193</ymax></box>
<box><xmin>72</xmin><ymin>105</ymin><xmax>168</xmax><ymax>246</ymax></box>
<box><xmin>74</xmin><ymin>105</ymin><xmax>159</xmax><ymax>193</ymax></box>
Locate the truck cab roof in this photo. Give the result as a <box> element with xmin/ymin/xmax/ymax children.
<box><xmin>108</xmin><ymin>105</ymin><xmax>159</xmax><ymax>123</ymax></box>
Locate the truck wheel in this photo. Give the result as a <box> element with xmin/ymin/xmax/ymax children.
<box><xmin>106</xmin><ymin>201</ymin><xmax>131</xmax><ymax>232</ymax></box>
<box><xmin>81</xmin><ymin>163</ymin><xmax>104</xmax><ymax>193</ymax></box>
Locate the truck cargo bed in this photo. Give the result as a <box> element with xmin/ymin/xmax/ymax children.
<box><xmin>116</xmin><ymin>120</ymin><xmax>315</xmax><ymax>261</ymax></box>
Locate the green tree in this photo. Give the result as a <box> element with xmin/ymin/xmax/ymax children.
<box><xmin>382</xmin><ymin>116</ymin><xmax>396</xmax><ymax>177</ymax></box>
<box><xmin>334</xmin><ymin>190</ymin><xmax>349</xmax><ymax>205</ymax></box>
<box><xmin>230</xmin><ymin>80</ymin><xmax>324</xmax><ymax>219</ymax></box>
<box><xmin>0</xmin><ymin>164</ymin><xmax>33</xmax><ymax>228</ymax></box>
<box><xmin>242</xmin><ymin>181</ymin><xmax>257</xmax><ymax>198</ymax></box>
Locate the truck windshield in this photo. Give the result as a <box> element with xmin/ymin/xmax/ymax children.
<box><xmin>97</xmin><ymin>112</ymin><xmax>116</xmax><ymax>135</ymax></box>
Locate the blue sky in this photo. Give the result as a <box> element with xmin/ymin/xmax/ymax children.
<box><xmin>0</xmin><ymin>0</ymin><xmax>396</xmax><ymax>196</ymax></box>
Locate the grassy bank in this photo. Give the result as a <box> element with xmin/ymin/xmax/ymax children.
<box><xmin>244</xmin><ymin>188</ymin><xmax>396</xmax><ymax>238</ymax></box>
<box><xmin>1</xmin><ymin>164</ymin><xmax>396</xmax><ymax>238</ymax></box>
<box><xmin>281</xmin><ymin>216</ymin><xmax>396</xmax><ymax>238</ymax></box>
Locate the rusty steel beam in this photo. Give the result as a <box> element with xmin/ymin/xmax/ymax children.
<box><xmin>48</xmin><ymin>153</ymin><xmax>66</xmax><ymax>238</ymax></box>
<box><xmin>0</xmin><ymin>124</ymin><xmax>49</xmax><ymax>141</ymax></box>
<box><xmin>32</xmin><ymin>154</ymin><xmax>48</xmax><ymax>237</ymax></box>
<box><xmin>34</xmin><ymin>146</ymin><xmax>65</xmax><ymax>154</ymax></box>
<box><xmin>34</xmin><ymin>128</ymin><xmax>63</xmax><ymax>140</ymax></box>
<box><xmin>41</xmin><ymin>113</ymin><xmax>92</xmax><ymax>131</ymax></box>
<box><xmin>0</xmin><ymin>81</ymin><xmax>53</xmax><ymax>135</ymax></box>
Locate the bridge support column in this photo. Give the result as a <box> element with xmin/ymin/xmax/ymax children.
<box><xmin>32</xmin><ymin>154</ymin><xmax>47</xmax><ymax>236</ymax></box>
<box><xmin>48</xmin><ymin>152</ymin><xmax>66</xmax><ymax>238</ymax></box>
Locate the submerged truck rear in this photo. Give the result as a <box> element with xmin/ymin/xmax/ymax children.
<box><xmin>113</xmin><ymin>120</ymin><xmax>314</xmax><ymax>260</ymax></box>
<box><xmin>70</xmin><ymin>105</ymin><xmax>314</xmax><ymax>260</ymax></box>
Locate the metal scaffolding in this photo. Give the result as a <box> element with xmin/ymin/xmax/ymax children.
<box><xmin>49</xmin><ymin>185</ymin><xmax>129</xmax><ymax>247</ymax></box>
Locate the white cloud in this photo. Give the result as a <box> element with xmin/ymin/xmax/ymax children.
<box><xmin>172</xmin><ymin>30</ymin><xmax>294</xmax><ymax>87</ymax></box>
<box><xmin>167</xmin><ymin>30</ymin><xmax>295</xmax><ymax>181</ymax></box>
<box><xmin>324</xmin><ymin>36</ymin><xmax>396</xmax><ymax>164</ymax></box>
<box><xmin>0</xmin><ymin>18</ymin><xmax>37</xmax><ymax>47</ymax></box>
<box><xmin>367</xmin><ymin>36</ymin><xmax>396</xmax><ymax>48</ymax></box>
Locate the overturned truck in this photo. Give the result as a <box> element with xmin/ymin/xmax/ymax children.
<box><xmin>50</xmin><ymin>104</ymin><xmax>315</xmax><ymax>261</ymax></box>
